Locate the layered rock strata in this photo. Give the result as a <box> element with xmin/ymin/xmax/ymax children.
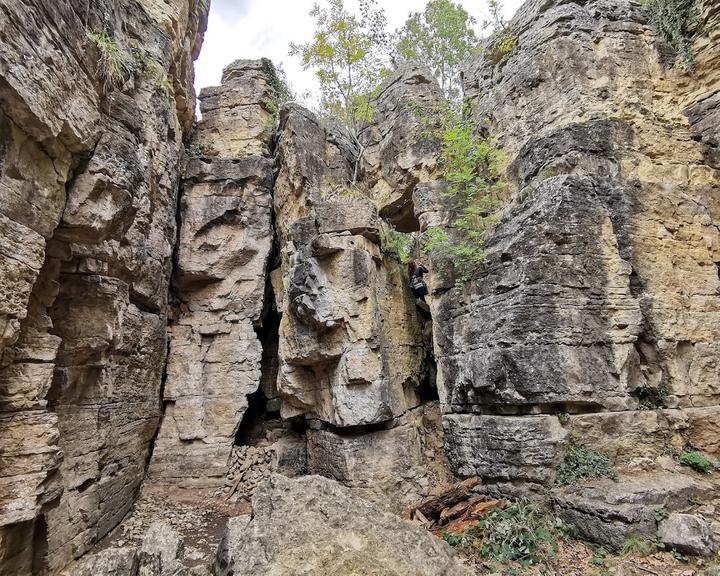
<box><xmin>269</xmin><ymin>66</ymin><xmax>452</xmax><ymax>504</ymax></box>
<box><xmin>147</xmin><ymin>60</ymin><xmax>277</xmax><ymax>488</ymax></box>
<box><xmin>425</xmin><ymin>0</ymin><xmax>719</xmax><ymax>491</ymax></box>
<box><xmin>0</xmin><ymin>0</ymin><xmax>208</xmax><ymax>573</ymax></box>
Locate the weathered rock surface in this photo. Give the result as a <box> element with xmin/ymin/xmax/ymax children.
<box><xmin>273</xmin><ymin>103</ymin><xmax>427</xmax><ymax>428</ymax></box>
<box><xmin>0</xmin><ymin>0</ymin><xmax>208</xmax><ymax>573</ymax></box>
<box><xmin>214</xmin><ymin>474</ymin><xmax>473</xmax><ymax>576</ymax></box>
<box><xmin>658</xmin><ymin>513</ymin><xmax>720</xmax><ymax>556</ymax></box>
<box><xmin>360</xmin><ymin>64</ymin><xmax>443</xmax><ymax>231</ymax></box>
<box><xmin>147</xmin><ymin>60</ymin><xmax>277</xmax><ymax>489</ymax></box>
<box><xmin>307</xmin><ymin>402</ymin><xmax>454</xmax><ymax>508</ymax></box>
<box><xmin>552</xmin><ymin>473</ymin><xmax>716</xmax><ymax>551</ymax></box>
<box><xmin>62</xmin><ymin>520</ymin><xmax>191</xmax><ymax>576</ymax></box>
<box><xmin>429</xmin><ymin>0</ymin><xmax>720</xmax><ymax>485</ymax></box>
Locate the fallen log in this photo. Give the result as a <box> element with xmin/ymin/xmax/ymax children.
<box><xmin>414</xmin><ymin>477</ymin><xmax>481</xmax><ymax>521</ymax></box>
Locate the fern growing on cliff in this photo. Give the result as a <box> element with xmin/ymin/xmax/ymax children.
<box><xmin>643</xmin><ymin>0</ymin><xmax>700</xmax><ymax>71</ymax></box>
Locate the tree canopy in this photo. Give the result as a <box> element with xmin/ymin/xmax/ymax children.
<box><xmin>394</xmin><ymin>0</ymin><xmax>478</xmax><ymax>101</ymax></box>
<box><xmin>289</xmin><ymin>0</ymin><xmax>389</xmax><ymax>134</ymax></box>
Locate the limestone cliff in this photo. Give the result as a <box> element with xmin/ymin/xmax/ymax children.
<box><xmin>430</xmin><ymin>0</ymin><xmax>719</xmax><ymax>487</ymax></box>
<box><xmin>0</xmin><ymin>0</ymin><xmax>207</xmax><ymax>572</ymax></box>
<box><xmin>147</xmin><ymin>60</ymin><xmax>276</xmax><ymax>489</ymax></box>
<box><xmin>1</xmin><ymin>0</ymin><xmax>719</xmax><ymax>573</ymax></box>
<box><xmin>408</xmin><ymin>0</ymin><xmax>720</xmax><ymax>547</ymax></box>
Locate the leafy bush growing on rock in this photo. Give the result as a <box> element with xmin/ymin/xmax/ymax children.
<box><xmin>379</xmin><ymin>222</ymin><xmax>413</xmax><ymax>265</ymax></box>
<box><xmin>677</xmin><ymin>450</ymin><xmax>713</xmax><ymax>473</ymax></box>
<box><xmin>86</xmin><ymin>30</ymin><xmax>134</xmax><ymax>90</ymax></box>
<box><xmin>643</xmin><ymin>0</ymin><xmax>700</xmax><ymax>71</ymax></box>
<box><xmin>636</xmin><ymin>381</ymin><xmax>671</xmax><ymax>409</ymax></box>
<box><xmin>422</xmin><ymin>103</ymin><xmax>506</xmax><ymax>282</ymax></box>
<box><xmin>442</xmin><ymin>499</ymin><xmax>559</xmax><ymax>566</ymax></box>
<box><xmin>557</xmin><ymin>440</ymin><xmax>618</xmax><ymax>485</ymax></box>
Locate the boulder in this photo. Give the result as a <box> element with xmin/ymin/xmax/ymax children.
<box><xmin>214</xmin><ymin>474</ymin><xmax>473</xmax><ymax>576</ymax></box>
<box><xmin>64</xmin><ymin>547</ymin><xmax>139</xmax><ymax>576</ymax></box>
<box><xmin>658</xmin><ymin>513</ymin><xmax>720</xmax><ymax>556</ymax></box>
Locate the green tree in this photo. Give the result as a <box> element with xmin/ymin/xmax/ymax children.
<box><xmin>394</xmin><ymin>0</ymin><xmax>478</xmax><ymax>101</ymax></box>
<box><xmin>289</xmin><ymin>0</ymin><xmax>389</xmax><ymax>135</ymax></box>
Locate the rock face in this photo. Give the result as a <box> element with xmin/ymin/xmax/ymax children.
<box><xmin>214</xmin><ymin>474</ymin><xmax>473</xmax><ymax>576</ymax></box>
<box><xmin>270</xmin><ymin>67</ymin><xmax>451</xmax><ymax>504</ymax></box>
<box><xmin>359</xmin><ymin>63</ymin><xmax>443</xmax><ymax>231</ymax></box>
<box><xmin>0</xmin><ymin>0</ymin><xmax>208</xmax><ymax>573</ymax></box>
<box><xmin>428</xmin><ymin>0</ymin><xmax>720</xmax><ymax>487</ymax></box>
<box><xmin>273</xmin><ymin>102</ymin><xmax>425</xmax><ymax>429</ymax></box>
<box><xmin>147</xmin><ymin>60</ymin><xmax>277</xmax><ymax>489</ymax></box>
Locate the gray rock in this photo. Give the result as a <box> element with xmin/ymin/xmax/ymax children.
<box><xmin>214</xmin><ymin>474</ymin><xmax>473</xmax><ymax>576</ymax></box>
<box><xmin>552</xmin><ymin>473</ymin><xmax>715</xmax><ymax>551</ymax></box>
<box><xmin>66</xmin><ymin>547</ymin><xmax>139</xmax><ymax>576</ymax></box>
<box><xmin>139</xmin><ymin>521</ymin><xmax>185</xmax><ymax>576</ymax></box>
<box><xmin>658</xmin><ymin>513</ymin><xmax>719</xmax><ymax>556</ymax></box>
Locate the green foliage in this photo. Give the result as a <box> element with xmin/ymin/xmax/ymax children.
<box><xmin>186</xmin><ymin>143</ymin><xmax>210</xmax><ymax>158</ymax></box>
<box><xmin>394</xmin><ymin>0</ymin><xmax>478</xmax><ymax>101</ymax></box>
<box><xmin>636</xmin><ymin>381</ymin><xmax>671</xmax><ymax>409</ymax></box>
<box><xmin>136</xmin><ymin>53</ymin><xmax>173</xmax><ymax>93</ymax></box>
<box><xmin>289</xmin><ymin>0</ymin><xmax>389</xmax><ymax>134</ymax></box>
<box><xmin>557</xmin><ymin>439</ymin><xmax>618</xmax><ymax>485</ymax></box>
<box><xmin>654</xmin><ymin>506</ymin><xmax>670</xmax><ymax>522</ymax></box>
<box><xmin>557</xmin><ymin>412</ymin><xmax>570</xmax><ymax>426</ymax></box>
<box><xmin>442</xmin><ymin>500</ymin><xmax>559</xmax><ymax>566</ymax></box>
<box><xmin>677</xmin><ymin>450</ymin><xmax>713</xmax><ymax>473</ymax></box>
<box><xmin>671</xmin><ymin>549</ymin><xmax>689</xmax><ymax>562</ymax></box>
<box><xmin>621</xmin><ymin>535</ymin><xmax>663</xmax><ymax>556</ymax></box>
<box><xmin>591</xmin><ymin>546</ymin><xmax>608</xmax><ymax>566</ymax></box>
<box><xmin>379</xmin><ymin>223</ymin><xmax>414</xmax><ymax>265</ymax></box>
<box><xmin>422</xmin><ymin>103</ymin><xmax>505</xmax><ymax>283</ymax></box>
<box><xmin>482</xmin><ymin>0</ymin><xmax>518</xmax><ymax>64</ymax></box>
<box><xmin>86</xmin><ymin>30</ymin><xmax>134</xmax><ymax>90</ymax></box>
<box><xmin>643</xmin><ymin>0</ymin><xmax>699</xmax><ymax>71</ymax></box>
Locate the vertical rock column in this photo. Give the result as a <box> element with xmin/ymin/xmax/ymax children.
<box><xmin>147</xmin><ymin>60</ymin><xmax>276</xmax><ymax>489</ymax></box>
<box><xmin>0</xmin><ymin>0</ymin><xmax>208</xmax><ymax>572</ymax></box>
<box><xmin>272</xmin><ymin>77</ymin><xmax>449</xmax><ymax>504</ymax></box>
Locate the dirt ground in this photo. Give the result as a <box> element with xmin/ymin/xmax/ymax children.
<box><xmin>97</xmin><ymin>483</ymin><xmax>250</xmax><ymax>568</ymax></box>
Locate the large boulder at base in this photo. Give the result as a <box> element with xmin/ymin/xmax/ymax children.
<box><xmin>214</xmin><ymin>474</ymin><xmax>473</xmax><ymax>576</ymax></box>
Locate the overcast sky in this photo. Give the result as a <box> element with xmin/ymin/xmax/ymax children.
<box><xmin>195</xmin><ymin>0</ymin><xmax>525</xmax><ymax>104</ymax></box>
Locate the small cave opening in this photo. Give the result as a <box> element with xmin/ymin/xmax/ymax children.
<box><xmin>31</xmin><ymin>515</ymin><xmax>49</xmax><ymax>576</ymax></box>
<box><xmin>236</xmin><ymin>293</ymin><xmax>284</xmax><ymax>447</ymax></box>
<box><xmin>418</xmin><ymin>347</ymin><xmax>439</xmax><ymax>403</ymax></box>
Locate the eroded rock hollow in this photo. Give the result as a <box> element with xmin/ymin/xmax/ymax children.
<box><xmin>0</xmin><ymin>0</ymin><xmax>719</xmax><ymax>573</ymax></box>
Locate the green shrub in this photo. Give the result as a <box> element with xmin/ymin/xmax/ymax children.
<box><xmin>421</xmin><ymin>103</ymin><xmax>506</xmax><ymax>282</ymax></box>
<box><xmin>677</xmin><ymin>450</ymin><xmax>712</xmax><ymax>472</ymax></box>
<box><xmin>654</xmin><ymin>506</ymin><xmax>669</xmax><ymax>522</ymax></box>
<box><xmin>86</xmin><ymin>30</ymin><xmax>134</xmax><ymax>90</ymax></box>
<box><xmin>557</xmin><ymin>412</ymin><xmax>570</xmax><ymax>425</ymax></box>
<box><xmin>557</xmin><ymin>440</ymin><xmax>617</xmax><ymax>485</ymax></box>
<box><xmin>379</xmin><ymin>223</ymin><xmax>414</xmax><ymax>265</ymax></box>
<box><xmin>442</xmin><ymin>499</ymin><xmax>558</xmax><ymax>566</ymax></box>
<box><xmin>636</xmin><ymin>382</ymin><xmax>671</xmax><ymax>409</ymax></box>
<box><xmin>486</xmin><ymin>29</ymin><xmax>518</xmax><ymax>63</ymax></box>
<box><xmin>643</xmin><ymin>0</ymin><xmax>700</xmax><ymax>71</ymax></box>
<box><xmin>591</xmin><ymin>546</ymin><xmax>608</xmax><ymax>566</ymax></box>
<box><xmin>136</xmin><ymin>53</ymin><xmax>173</xmax><ymax>93</ymax></box>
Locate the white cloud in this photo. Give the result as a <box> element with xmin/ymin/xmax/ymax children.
<box><xmin>194</xmin><ymin>0</ymin><xmax>526</xmax><ymax>103</ymax></box>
